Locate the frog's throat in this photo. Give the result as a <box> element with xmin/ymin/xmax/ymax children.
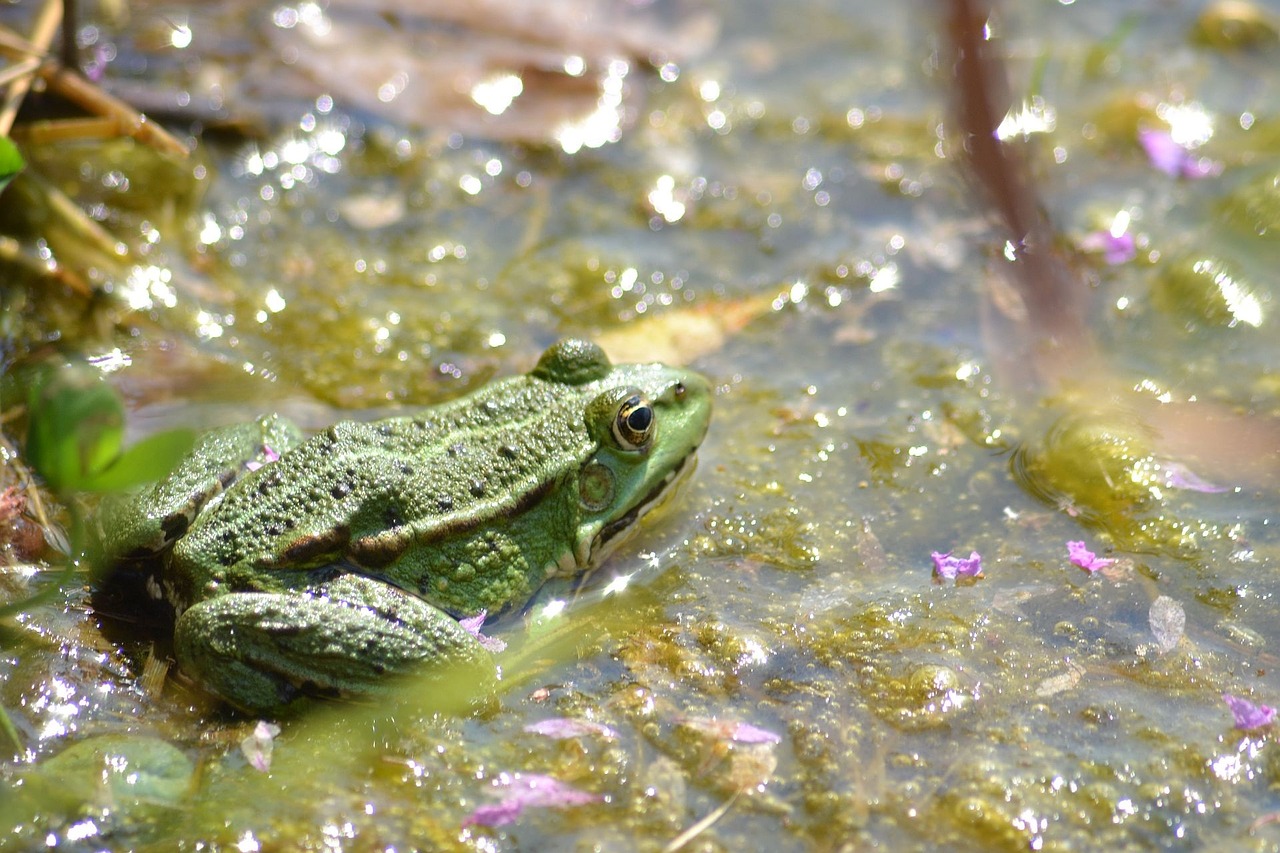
<box><xmin>572</xmin><ymin>450</ymin><xmax>699</xmax><ymax>572</ymax></box>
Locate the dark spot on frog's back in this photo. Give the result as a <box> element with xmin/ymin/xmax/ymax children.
<box><xmin>277</xmin><ymin>525</ymin><xmax>351</xmax><ymax>565</ymax></box>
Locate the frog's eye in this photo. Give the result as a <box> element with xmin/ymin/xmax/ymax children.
<box><xmin>613</xmin><ymin>394</ymin><xmax>654</xmax><ymax>450</ymax></box>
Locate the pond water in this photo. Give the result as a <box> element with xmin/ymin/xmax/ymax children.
<box><xmin>3</xmin><ymin>0</ymin><xmax>1280</xmax><ymax>849</ymax></box>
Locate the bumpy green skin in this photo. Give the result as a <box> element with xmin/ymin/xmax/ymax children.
<box><xmin>102</xmin><ymin>339</ymin><xmax>712</xmax><ymax>712</ymax></box>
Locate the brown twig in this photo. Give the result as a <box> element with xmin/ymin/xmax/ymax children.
<box><xmin>0</xmin><ymin>7</ymin><xmax>189</xmax><ymax>158</ymax></box>
<box><xmin>37</xmin><ymin>62</ymin><xmax>189</xmax><ymax>158</ymax></box>
<box><xmin>0</xmin><ymin>0</ymin><xmax>61</xmax><ymax>136</ymax></box>
<box><xmin>0</xmin><ymin>232</ymin><xmax>93</xmax><ymax>297</ymax></box>
<box><xmin>0</xmin><ymin>57</ymin><xmax>41</xmax><ymax>90</ymax></box>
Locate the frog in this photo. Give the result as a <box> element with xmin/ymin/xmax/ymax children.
<box><xmin>99</xmin><ymin>339</ymin><xmax>712</xmax><ymax>712</ymax></box>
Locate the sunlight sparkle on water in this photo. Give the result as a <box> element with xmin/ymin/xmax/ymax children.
<box><xmin>1109</xmin><ymin>209</ymin><xmax>1132</xmax><ymax>239</ymax></box>
<box><xmin>996</xmin><ymin>98</ymin><xmax>1055</xmax><ymax>139</ymax></box>
<box><xmin>648</xmin><ymin>175</ymin><xmax>686</xmax><ymax>222</ymax></box>
<box><xmin>471</xmin><ymin>73</ymin><xmax>524</xmax><ymax>116</ymax></box>
<box><xmin>66</xmin><ymin>821</ymin><xmax>99</xmax><ymax>842</ymax></box>
<box><xmin>198</xmin><ymin>213</ymin><xmax>222</xmax><ymax>245</ymax></box>
<box><xmin>869</xmin><ymin>263</ymin><xmax>900</xmax><ymax>293</ymax></box>
<box><xmin>195</xmin><ymin>312</ymin><xmax>224</xmax><ymax>339</ymax></box>
<box><xmin>1193</xmin><ymin>258</ymin><xmax>1263</xmax><ymax>327</ymax></box>
<box><xmin>88</xmin><ymin>348</ymin><xmax>131</xmax><ymax>372</ymax></box>
<box><xmin>272</xmin><ymin>2</ymin><xmax>330</xmax><ymax>37</ymax></box>
<box><xmin>168</xmin><ymin>22</ymin><xmax>192</xmax><ymax>49</ymax></box>
<box><xmin>601</xmin><ymin>573</ymin><xmax>635</xmax><ymax>596</ymax></box>
<box><xmin>120</xmin><ymin>265</ymin><xmax>176</xmax><ymax>310</ymax></box>
<box><xmin>555</xmin><ymin>60</ymin><xmax>627</xmax><ymax>153</ymax></box>
<box><xmin>1158</xmin><ymin>103</ymin><xmax>1214</xmax><ymax>147</ymax></box>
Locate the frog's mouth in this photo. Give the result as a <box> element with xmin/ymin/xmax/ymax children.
<box><xmin>574</xmin><ymin>449</ymin><xmax>700</xmax><ymax>572</ymax></box>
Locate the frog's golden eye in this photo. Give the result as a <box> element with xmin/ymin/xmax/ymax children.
<box><xmin>613</xmin><ymin>394</ymin><xmax>654</xmax><ymax>450</ymax></box>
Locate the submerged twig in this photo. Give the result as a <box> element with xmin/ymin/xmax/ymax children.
<box><xmin>663</xmin><ymin>789</ymin><xmax>742</xmax><ymax>853</ymax></box>
<box><xmin>940</xmin><ymin>0</ymin><xmax>1280</xmax><ymax>487</ymax></box>
<box><xmin>943</xmin><ymin>0</ymin><xmax>1090</xmax><ymax>371</ymax></box>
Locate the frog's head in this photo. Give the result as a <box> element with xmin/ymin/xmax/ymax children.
<box><xmin>534</xmin><ymin>339</ymin><xmax>712</xmax><ymax>572</ymax></box>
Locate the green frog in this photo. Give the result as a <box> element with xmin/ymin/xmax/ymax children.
<box><xmin>101</xmin><ymin>339</ymin><xmax>711</xmax><ymax>712</ymax></box>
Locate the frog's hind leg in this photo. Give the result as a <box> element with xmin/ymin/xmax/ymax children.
<box><xmin>172</xmin><ymin>575</ymin><xmax>490</xmax><ymax>713</ymax></box>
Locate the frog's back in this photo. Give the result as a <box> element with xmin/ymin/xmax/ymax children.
<box><xmin>167</xmin><ymin>371</ymin><xmax>593</xmax><ymax>600</ymax></box>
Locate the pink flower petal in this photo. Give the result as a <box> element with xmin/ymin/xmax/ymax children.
<box><xmin>463</xmin><ymin>773</ymin><xmax>602</xmax><ymax>827</ymax></box>
<box><xmin>459</xmin><ymin>610</ymin><xmax>507</xmax><ymax>653</ymax></box>
<box><xmin>524</xmin><ymin>718</ymin><xmax>619</xmax><ymax>739</ymax></box>
<box><xmin>678</xmin><ymin>716</ymin><xmax>782</xmax><ymax>745</ymax></box>
<box><xmin>931</xmin><ymin>550</ymin><xmax>983</xmax><ymax>580</ymax></box>
<box><xmin>1138</xmin><ymin>128</ymin><xmax>1186</xmax><ymax>176</ymax></box>
<box><xmin>1079</xmin><ymin>230</ymin><xmax>1137</xmax><ymax>265</ymax></box>
<box><xmin>1223</xmin><ymin>693</ymin><xmax>1277</xmax><ymax>730</ymax></box>
<box><xmin>727</xmin><ymin>721</ymin><xmax>783</xmax><ymax>744</ymax></box>
<box><xmin>244</xmin><ymin>444</ymin><xmax>281</xmax><ymax>473</ymax></box>
<box><xmin>1163</xmin><ymin>462</ymin><xmax>1230</xmax><ymax>493</ymax></box>
<box><xmin>1066</xmin><ymin>540</ymin><xmax>1115</xmax><ymax>572</ymax></box>
<box><xmin>1138</xmin><ymin>129</ymin><xmax>1222</xmax><ymax>180</ymax></box>
<box><xmin>240</xmin><ymin>720</ymin><xmax>281</xmax><ymax>772</ymax></box>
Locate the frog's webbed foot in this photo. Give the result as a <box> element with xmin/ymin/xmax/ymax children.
<box><xmin>173</xmin><ymin>574</ymin><xmax>491</xmax><ymax>713</ymax></box>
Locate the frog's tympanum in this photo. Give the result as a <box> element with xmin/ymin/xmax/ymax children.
<box><xmin>101</xmin><ymin>340</ymin><xmax>711</xmax><ymax>712</ymax></box>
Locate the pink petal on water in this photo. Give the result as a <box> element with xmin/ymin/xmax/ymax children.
<box><xmin>524</xmin><ymin>718</ymin><xmax>619</xmax><ymax>740</ymax></box>
<box><xmin>1066</xmin><ymin>540</ymin><xmax>1115</xmax><ymax>572</ymax></box>
<box><xmin>931</xmin><ymin>550</ymin><xmax>983</xmax><ymax>580</ymax></box>
<box><xmin>679</xmin><ymin>715</ymin><xmax>782</xmax><ymax>745</ymax></box>
<box><xmin>727</xmin><ymin>721</ymin><xmax>783</xmax><ymax>744</ymax></box>
<box><xmin>1223</xmin><ymin>693</ymin><xmax>1277</xmax><ymax>730</ymax></box>
<box><xmin>1163</xmin><ymin>462</ymin><xmax>1230</xmax><ymax>493</ymax></box>
<box><xmin>1138</xmin><ymin>129</ymin><xmax>1222</xmax><ymax>179</ymax></box>
<box><xmin>1079</xmin><ymin>230</ymin><xmax>1137</xmax><ymax>265</ymax></box>
<box><xmin>459</xmin><ymin>610</ymin><xmax>507</xmax><ymax>653</ymax></box>
<box><xmin>240</xmin><ymin>720</ymin><xmax>281</xmax><ymax>772</ymax></box>
<box><xmin>463</xmin><ymin>772</ymin><xmax>602</xmax><ymax>828</ymax></box>
<box><xmin>244</xmin><ymin>445</ymin><xmax>281</xmax><ymax>473</ymax></box>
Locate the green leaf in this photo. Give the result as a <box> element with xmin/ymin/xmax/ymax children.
<box><xmin>25</xmin><ymin>363</ymin><xmax>125</xmax><ymax>494</ymax></box>
<box><xmin>78</xmin><ymin>428</ymin><xmax>196</xmax><ymax>493</ymax></box>
<box><xmin>0</xmin><ymin>136</ymin><xmax>23</xmax><ymax>195</ymax></box>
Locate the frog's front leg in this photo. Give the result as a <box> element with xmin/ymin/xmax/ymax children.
<box><xmin>173</xmin><ymin>574</ymin><xmax>492</xmax><ymax>712</ymax></box>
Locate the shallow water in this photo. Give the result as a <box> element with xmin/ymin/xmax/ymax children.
<box><xmin>3</xmin><ymin>0</ymin><xmax>1280</xmax><ymax>849</ymax></box>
